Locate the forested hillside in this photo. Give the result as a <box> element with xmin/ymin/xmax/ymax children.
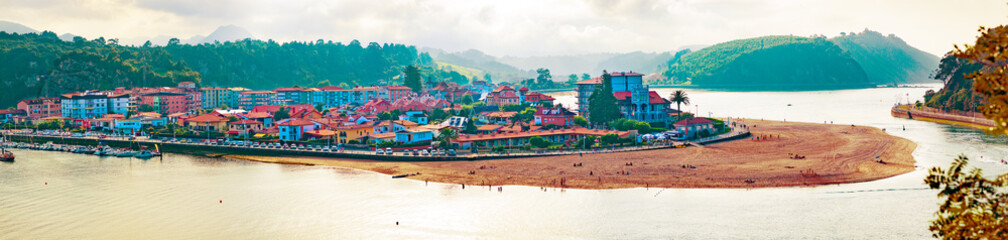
<box><xmin>661</xmin><ymin>35</ymin><xmax>871</xmax><ymax>89</ymax></box>
<box><xmin>924</xmin><ymin>55</ymin><xmax>984</xmax><ymax>111</ymax></box>
<box><xmin>829</xmin><ymin>30</ymin><xmax>939</xmax><ymax>84</ymax></box>
<box><xmin>0</xmin><ymin>31</ymin><xmax>458</xmax><ymax>107</ymax></box>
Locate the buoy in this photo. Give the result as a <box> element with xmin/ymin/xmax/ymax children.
<box><xmin>219</xmin><ymin>200</ymin><xmax>222</xmax><ymax>203</ymax></box>
<box><xmin>45</xmin><ymin>182</ymin><xmax>47</xmax><ymax>185</ymax></box>
<box><xmin>396</xmin><ymin>221</ymin><xmax>399</xmax><ymax>225</ymax></box>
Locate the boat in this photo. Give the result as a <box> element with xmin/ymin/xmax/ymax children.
<box><xmin>1</xmin><ymin>149</ymin><xmax>14</xmax><ymax>162</ymax></box>
<box><xmin>391</xmin><ymin>174</ymin><xmax>410</xmax><ymax>178</ymax></box>
<box><xmin>135</xmin><ymin>150</ymin><xmax>154</xmax><ymax>159</ymax></box>
<box><xmin>94</xmin><ymin>146</ymin><xmax>113</xmax><ymax>156</ymax></box>
<box><xmin>114</xmin><ymin>150</ymin><xmax>137</xmax><ymax>158</ymax></box>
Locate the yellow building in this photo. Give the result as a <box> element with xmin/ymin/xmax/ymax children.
<box><xmin>334</xmin><ymin>122</ymin><xmax>375</xmax><ymax>144</ymax></box>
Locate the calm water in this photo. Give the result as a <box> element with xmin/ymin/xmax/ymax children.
<box><xmin>3</xmin><ymin>85</ymin><xmax>1008</xmax><ymax>239</ymax></box>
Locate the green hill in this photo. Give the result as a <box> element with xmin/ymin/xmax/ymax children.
<box><xmin>661</xmin><ymin>35</ymin><xmax>872</xmax><ymax>89</ymax></box>
<box><xmin>829</xmin><ymin>30</ymin><xmax>939</xmax><ymax>84</ymax></box>
<box><xmin>923</xmin><ymin>55</ymin><xmax>983</xmax><ymax>112</ymax></box>
<box><xmin>0</xmin><ymin>31</ymin><xmax>461</xmax><ymax>108</ymax></box>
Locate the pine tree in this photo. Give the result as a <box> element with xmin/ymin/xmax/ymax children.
<box><xmin>588</xmin><ymin>71</ymin><xmax>621</xmax><ymax>125</ymax></box>
<box><xmin>404</xmin><ymin>65</ymin><xmax>422</xmax><ymax>92</ymax></box>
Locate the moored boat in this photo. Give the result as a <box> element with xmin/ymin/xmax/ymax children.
<box><xmin>115</xmin><ymin>150</ymin><xmax>137</xmax><ymax>157</ymax></box>
<box><xmin>135</xmin><ymin>150</ymin><xmax>154</xmax><ymax>159</ymax></box>
<box><xmin>1</xmin><ymin>149</ymin><xmax>14</xmax><ymax>162</ymax></box>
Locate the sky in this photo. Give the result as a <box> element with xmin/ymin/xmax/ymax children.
<box><xmin>1</xmin><ymin>0</ymin><xmax>1006</xmax><ymax>57</ymax></box>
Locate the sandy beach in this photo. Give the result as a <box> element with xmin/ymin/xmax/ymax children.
<box><xmin>226</xmin><ymin>119</ymin><xmax>917</xmax><ymax>189</ymax></box>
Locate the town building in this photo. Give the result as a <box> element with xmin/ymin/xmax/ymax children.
<box><xmin>276</xmin><ymin>118</ymin><xmax>320</xmax><ymax>141</ymax></box>
<box><xmin>60</xmin><ymin>92</ymin><xmax>130</xmax><ymax>119</ymax></box>
<box><xmin>238</xmin><ymin>91</ymin><xmax>277</xmax><ymax>109</ymax></box>
<box><xmin>673</xmin><ymin>117</ymin><xmax>716</xmax><ymax>139</ymax></box>
<box><xmin>333</xmin><ymin>122</ymin><xmax>375</xmax><ymax>144</ymax></box>
<box><xmin>274</xmin><ymin>87</ymin><xmax>306</xmax><ymax>105</ymax></box>
<box><xmin>139</xmin><ymin>92</ymin><xmax>191</xmax><ymax>114</ymax></box>
<box><xmin>0</xmin><ymin>109</ymin><xmax>26</xmax><ymax>123</ymax></box>
<box><xmin>227</xmin><ymin>119</ymin><xmax>263</xmax><ymax>137</ymax></box>
<box><xmin>576</xmin><ymin>72</ymin><xmax>673</xmax><ymax>125</ymax></box>
<box><xmin>182</xmin><ymin>113</ymin><xmax>229</xmax><ymax>133</ymax></box>
<box><xmin>455</xmin><ymin>128</ymin><xmax>630</xmax><ymax>149</ymax></box>
<box><xmin>485</xmin><ymin>85</ymin><xmax>520</xmax><ymax>106</ymax></box>
<box><xmin>17</xmin><ymin>97</ymin><xmax>61</xmax><ymax>118</ymax></box>
<box><xmin>534</xmin><ymin>107</ymin><xmax>576</xmax><ymax>126</ymax></box>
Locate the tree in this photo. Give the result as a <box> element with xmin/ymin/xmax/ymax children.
<box><xmin>167</xmin><ymin>38</ymin><xmax>180</xmax><ymax>46</ymax></box>
<box><xmin>460</xmin><ymin>94</ymin><xmax>474</xmax><ymax>105</ymax></box>
<box><xmin>670</xmin><ymin>90</ymin><xmax>691</xmax><ymax>119</ymax></box>
<box><xmin>484</xmin><ymin>73</ymin><xmax>493</xmax><ymax>84</ymax></box>
<box><xmin>529</xmin><ymin>136</ymin><xmax>550</xmax><ymax>148</ymax></box>
<box><xmin>924</xmin><ymin>155</ymin><xmax>1007</xmax><ymax>239</ymax></box>
<box><xmin>567</xmin><ymin>74</ymin><xmax>578</xmax><ymax>85</ymax></box>
<box><xmin>511</xmin><ymin>107</ymin><xmax>536</xmax><ymax>123</ymax></box>
<box><xmin>573</xmin><ymin>116</ymin><xmax>588</xmax><ymax>127</ymax></box>
<box><xmin>925</xmin><ymin>24</ymin><xmax>1008</xmax><ymax>239</ymax></box>
<box><xmin>957</xmin><ymin>25</ymin><xmax>1008</xmax><ymax>135</ymax></box>
<box><xmin>588</xmin><ymin>71</ymin><xmax>621</xmax><ymax>125</ymax></box>
<box><xmin>463</xmin><ymin>117</ymin><xmax>477</xmax><ymax>134</ymax></box>
<box><xmin>581</xmin><ymin>73</ymin><xmax>591</xmax><ymax>80</ymax></box>
<box><xmin>437</xmin><ymin>128</ymin><xmax>458</xmax><ymax>148</ymax></box>
<box><xmin>273</xmin><ymin>108</ymin><xmax>290</xmax><ymax>121</ymax></box>
<box><xmin>535</xmin><ymin>68</ymin><xmax>553</xmax><ymax>89</ymax></box>
<box><xmin>404</xmin><ymin>65</ymin><xmax>423</xmax><ymax>92</ymax></box>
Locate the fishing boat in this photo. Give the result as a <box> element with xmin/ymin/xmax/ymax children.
<box><xmin>135</xmin><ymin>150</ymin><xmax>154</xmax><ymax>159</ymax></box>
<box><xmin>1</xmin><ymin>149</ymin><xmax>14</xmax><ymax>162</ymax></box>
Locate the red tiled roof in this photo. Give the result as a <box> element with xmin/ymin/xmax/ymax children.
<box><xmin>493</xmin><ymin>85</ymin><xmax>514</xmax><ymax>93</ymax></box>
<box><xmin>534</xmin><ymin>107</ymin><xmax>575</xmax><ymax>117</ymax></box>
<box><xmin>648</xmin><ymin>91</ymin><xmax>668</xmax><ymax>104</ymax></box>
<box><xmin>319</xmin><ymin>86</ymin><xmax>345</xmax><ymax>91</ymax></box>
<box><xmin>385</xmin><ymin>86</ymin><xmax>412</xmax><ymax>90</ymax></box>
<box><xmin>613</xmin><ymin>91</ymin><xmax>631</xmax><ymax>100</ymax></box>
<box><xmin>252</xmin><ymin>105</ymin><xmax>283</xmax><ymax>113</ymax></box>
<box><xmin>518</xmin><ymin>86</ymin><xmax>529</xmax><ymax>92</ymax></box>
<box><xmin>277</xmin><ymin>118</ymin><xmax>316</xmax><ymax>126</ymax></box>
<box><xmin>242</xmin><ymin>112</ymin><xmax>272</xmax><ymax>119</ymax></box>
<box><xmin>575</xmin><ymin>77</ymin><xmax>602</xmax><ymax>85</ymax></box>
<box><xmin>456</xmin><ymin>127</ymin><xmax>629</xmax><ymax>142</ymax></box>
<box><xmin>186</xmin><ymin>113</ymin><xmax>228</xmax><ymax>123</ymax></box>
<box><xmin>274</xmin><ymin>87</ymin><xmax>304</xmax><ymax>92</ymax></box>
<box><xmin>240</xmin><ymin>90</ymin><xmax>275</xmax><ymax>95</ymax></box>
<box><xmin>674</xmin><ymin>117</ymin><xmax>715</xmax><ymax>126</ymax></box>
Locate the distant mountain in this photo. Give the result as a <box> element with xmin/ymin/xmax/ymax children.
<box><xmin>0</xmin><ymin>20</ymin><xmax>38</xmax><ymax>34</ymax></box>
<box><xmin>829</xmin><ymin>29</ymin><xmax>940</xmax><ymax>84</ymax></box>
<box><xmin>200</xmin><ymin>25</ymin><xmax>253</xmax><ymax>44</ymax></box>
<box><xmin>594</xmin><ymin>51</ymin><xmax>674</xmax><ymax>75</ymax></box>
<box><xmin>498</xmin><ymin>53</ymin><xmax>616</xmax><ymax>76</ymax></box>
<box><xmin>661</xmin><ymin>35</ymin><xmax>872</xmax><ymax>89</ymax></box>
<box><xmin>58</xmin><ymin>33</ymin><xmax>77</xmax><ymax>42</ymax></box>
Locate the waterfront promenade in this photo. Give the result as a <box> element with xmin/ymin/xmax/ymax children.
<box><xmin>891</xmin><ymin>104</ymin><xmax>994</xmax><ymax>130</ymax></box>
<box><xmin>0</xmin><ymin>127</ymin><xmax>750</xmax><ymax>162</ymax></box>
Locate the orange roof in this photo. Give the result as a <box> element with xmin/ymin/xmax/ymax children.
<box><xmin>304</xmin><ymin>130</ymin><xmax>336</xmax><ymax>137</ymax></box>
<box><xmin>277</xmin><ymin>118</ymin><xmax>316</xmax><ymax>126</ymax></box>
<box><xmin>186</xmin><ymin>113</ymin><xmax>228</xmax><ymax>123</ymax></box>
<box><xmin>477</xmin><ymin>124</ymin><xmax>503</xmax><ymax>131</ymax></box>
<box><xmin>369</xmin><ymin>132</ymin><xmax>397</xmax><ymax>139</ymax></box>
<box><xmin>455</xmin><ymin>127</ymin><xmax>628</xmax><ymax>143</ymax></box>
<box><xmin>482</xmin><ymin>111</ymin><xmax>517</xmax><ymax>118</ymax></box>
<box><xmin>393</xmin><ymin>120</ymin><xmax>418</xmax><ymax>127</ymax></box>
<box><xmin>274</xmin><ymin>87</ymin><xmax>304</xmax><ymax>92</ymax></box>
<box><xmin>575</xmin><ymin>77</ymin><xmax>602</xmax><ymax>85</ymax></box>
<box><xmin>242</xmin><ymin>112</ymin><xmax>272</xmax><ymax>119</ymax></box>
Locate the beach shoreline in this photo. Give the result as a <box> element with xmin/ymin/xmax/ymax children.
<box><xmin>226</xmin><ymin>119</ymin><xmax>917</xmax><ymax>189</ymax></box>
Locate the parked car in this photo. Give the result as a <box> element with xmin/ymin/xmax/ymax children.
<box><xmin>376</xmin><ymin>148</ymin><xmax>385</xmax><ymax>155</ymax></box>
<box><xmin>385</xmin><ymin>148</ymin><xmax>393</xmax><ymax>155</ymax></box>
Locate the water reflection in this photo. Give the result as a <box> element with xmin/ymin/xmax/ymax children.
<box><xmin>1</xmin><ymin>85</ymin><xmax>1006</xmax><ymax>239</ymax></box>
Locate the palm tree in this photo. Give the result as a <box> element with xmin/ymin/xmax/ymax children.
<box><xmin>670</xmin><ymin>90</ymin><xmax>690</xmax><ymax>120</ymax></box>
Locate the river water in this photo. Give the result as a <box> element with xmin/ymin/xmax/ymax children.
<box><xmin>3</xmin><ymin>84</ymin><xmax>1007</xmax><ymax>239</ymax></box>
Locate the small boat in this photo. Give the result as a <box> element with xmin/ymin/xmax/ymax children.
<box><xmin>115</xmin><ymin>150</ymin><xmax>137</xmax><ymax>158</ymax></box>
<box><xmin>135</xmin><ymin>150</ymin><xmax>154</xmax><ymax>159</ymax></box>
<box><xmin>1</xmin><ymin>149</ymin><xmax>14</xmax><ymax>162</ymax></box>
<box><xmin>94</xmin><ymin>146</ymin><xmax>113</xmax><ymax>156</ymax></box>
<box><xmin>391</xmin><ymin>174</ymin><xmax>410</xmax><ymax>178</ymax></box>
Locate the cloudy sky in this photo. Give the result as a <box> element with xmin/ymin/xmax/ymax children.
<box><xmin>1</xmin><ymin>0</ymin><xmax>1006</xmax><ymax>56</ymax></box>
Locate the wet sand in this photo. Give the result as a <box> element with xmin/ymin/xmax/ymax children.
<box><xmin>226</xmin><ymin>119</ymin><xmax>917</xmax><ymax>189</ymax></box>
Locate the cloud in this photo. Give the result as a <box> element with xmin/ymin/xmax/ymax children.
<box><xmin>0</xmin><ymin>0</ymin><xmax>1005</xmax><ymax>56</ymax></box>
